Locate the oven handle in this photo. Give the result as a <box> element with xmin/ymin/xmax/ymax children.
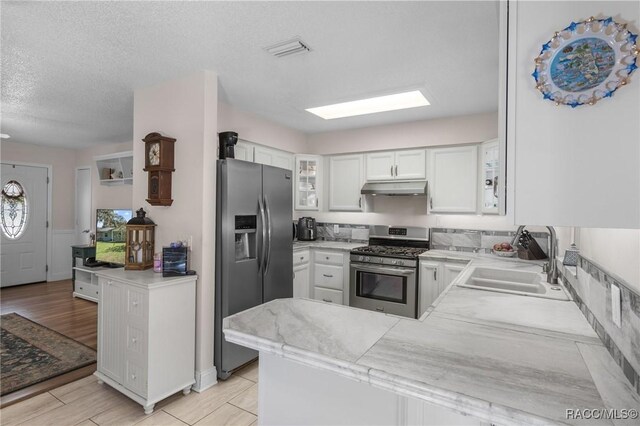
<box><xmin>351</xmin><ymin>264</ymin><xmax>415</xmax><ymax>276</ymax></box>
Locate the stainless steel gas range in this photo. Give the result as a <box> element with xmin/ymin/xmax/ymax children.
<box><xmin>349</xmin><ymin>226</ymin><xmax>429</xmax><ymax>318</ymax></box>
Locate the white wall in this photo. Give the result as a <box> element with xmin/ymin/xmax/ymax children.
<box><xmin>576</xmin><ymin>228</ymin><xmax>640</xmax><ymax>293</ymax></box>
<box><xmin>511</xmin><ymin>1</ymin><xmax>640</xmax><ymax>229</ymax></box>
<box><xmin>218</xmin><ymin>102</ymin><xmax>307</xmax><ymax>154</ymax></box>
<box><xmin>133</xmin><ymin>70</ymin><xmax>218</xmax><ymax>390</ymax></box>
<box><xmin>306</xmin><ymin>112</ymin><xmax>498</xmax><ymax>155</ymax></box>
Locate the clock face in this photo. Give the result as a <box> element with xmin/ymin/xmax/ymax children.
<box><xmin>148</xmin><ymin>143</ymin><xmax>160</xmax><ymax>166</ymax></box>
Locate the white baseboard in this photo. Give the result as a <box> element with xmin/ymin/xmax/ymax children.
<box><xmin>192</xmin><ymin>366</ymin><xmax>218</xmax><ymax>393</ymax></box>
<box><xmin>49</xmin><ymin>229</ymin><xmax>75</xmax><ymax>281</ymax></box>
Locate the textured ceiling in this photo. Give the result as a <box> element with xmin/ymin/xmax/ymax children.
<box><xmin>1</xmin><ymin>1</ymin><xmax>500</xmax><ymax>148</ymax></box>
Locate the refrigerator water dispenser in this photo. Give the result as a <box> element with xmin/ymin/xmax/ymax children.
<box><xmin>234</xmin><ymin>215</ymin><xmax>256</xmax><ymax>261</ymax></box>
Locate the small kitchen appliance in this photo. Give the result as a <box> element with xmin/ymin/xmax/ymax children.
<box><xmin>218</xmin><ymin>131</ymin><xmax>238</xmax><ymax>159</ymax></box>
<box><xmin>349</xmin><ymin>226</ymin><xmax>429</xmax><ymax>318</ymax></box>
<box><xmin>297</xmin><ymin>217</ymin><xmax>317</xmax><ymax>241</ymax></box>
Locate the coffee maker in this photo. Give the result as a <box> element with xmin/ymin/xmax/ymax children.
<box><xmin>297</xmin><ymin>217</ymin><xmax>317</xmax><ymax>241</ymax></box>
<box><xmin>218</xmin><ymin>131</ymin><xmax>238</xmax><ymax>159</ymax></box>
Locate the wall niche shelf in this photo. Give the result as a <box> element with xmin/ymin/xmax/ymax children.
<box><xmin>95</xmin><ymin>151</ymin><xmax>133</xmax><ymax>186</ymax></box>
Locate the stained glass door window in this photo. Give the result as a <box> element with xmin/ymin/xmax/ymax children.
<box><xmin>1</xmin><ymin>180</ymin><xmax>28</xmax><ymax>239</ymax></box>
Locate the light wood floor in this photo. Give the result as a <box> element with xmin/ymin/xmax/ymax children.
<box><xmin>0</xmin><ymin>361</ymin><xmax>259</xmax><ymax>426</ymax></box>
<box><xmin>1</xmin><ymin>279</ymin><xmax>260</xmax><ymax>425</ymax></box>
<box><xmin>1</xmin><ymin>280</ymin><xmax>98</xmax><ymax>407</ymax></box>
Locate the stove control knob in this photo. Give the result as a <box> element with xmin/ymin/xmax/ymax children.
<box><xmin>358</xmin><ymin>256</ymin><xmax>364</xmax><ymax>261</ymax></box>
<box><xmin>397</xmin><ymin>260</ymin><xmax>404</xmax><ymax>266</ymax></box>
<box><xmin>364</xmin><ymin>257</ymin><xmax>370</xmax><ymax>262</ymax></box>
<box><xmin>391</xmin><ymin>260</ymin><xmax>398</xmax><ymax>265</ymax></box>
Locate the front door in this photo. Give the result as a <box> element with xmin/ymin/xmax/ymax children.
<box><xmin>0</xmin><ymin>164</ymin><xmax>48</xmax><ymax>287</ymax></box>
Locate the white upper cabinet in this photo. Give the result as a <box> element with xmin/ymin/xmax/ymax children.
<box><xmin>254</xmin><ymin>146</ymin><xmax>294</xmax><ymax>171</ymax></box>
<box><xmin>365</xmin><ymin>149</ymin><xmax>426</xmax><ymax>181</ymax></box>
<box><xmin>295</xmin><ymin>155</ymin><xmax>321</xmax><ymax>211</ymax></box>
<box><xmin>365</xmin><ymin>151</ymin><xmax>395</xmax><ymax>181</ymax></box>
<box><xmin>234</xmin><ymin>140</ymin><xmax>254</xmax><ymax>162</ymax></box>
<box><xmin>394</xmin><ymin>149</ymin><xmax>426</xmax><ymax>180</ymax></box>
<box><xmin>329</xmin><ymin>154</ymin><xmax>364</xmax><ymax>211</ymax></box>
<box><xmin>428</xmin><ymin>146</ymin><xmax>478</xmax><ymax>213</ymax></box>
<box><xmin>480</xmin><ymin>139</ymin><xmax>499</xmax><ymax>214</ymax></box>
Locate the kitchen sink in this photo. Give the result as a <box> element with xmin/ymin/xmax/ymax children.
<box><xmin>458</xmin><ymin>267</ymin><xmax>569</xmax><ymax>300</ymax></box>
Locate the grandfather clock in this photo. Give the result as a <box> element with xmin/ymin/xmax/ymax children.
<box><xmin>142</xmin><ymin>132</ymin><xmax>176</xmax><ymax>206</ymax></box>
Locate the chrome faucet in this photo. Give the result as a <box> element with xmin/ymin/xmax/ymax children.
<box><xmin>511</xmin><ymin>225</ymin><xmax>558</xmax><ymax>284</ymax></box>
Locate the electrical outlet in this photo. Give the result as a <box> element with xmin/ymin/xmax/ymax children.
<box><xmin>334</xmin><ymin>224</ymin><xmax>339</xmax><ymax>234</ymax></box>
<box><xmin>611</xmin><ymin>284</ymin><xmax>621</xmax><ymax>328</ymax></box>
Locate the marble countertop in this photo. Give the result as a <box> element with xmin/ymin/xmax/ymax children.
<box><xmin>293</xmin><ymin>240</ymin><xmax>364</xmax><ymax>251</ymax></box>
<box><xmin>94</xmin><ymin>268</ymin><xmax>197</xmax><ymax>288</ymax></box>
<box><xmin>224</xmin><ymin>255</ymin><xmax>640</xmax><ymax>425</ymax></box>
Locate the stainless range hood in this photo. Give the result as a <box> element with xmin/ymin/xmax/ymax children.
<box><xmin>360</xmin><ymin>181</ymin><xmax>428</xmax><ymax>196</ymax></box>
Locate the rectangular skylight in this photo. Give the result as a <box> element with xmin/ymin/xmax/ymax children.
<box><xmin>306</xmin><ymin>90</ymin><xmax>430</xmax><ymax>120</ymax></box>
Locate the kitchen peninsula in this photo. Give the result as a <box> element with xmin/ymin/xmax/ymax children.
<box><xmin>223</xmin><ymin>254</ymin><xmax>640</xmax><ymax>425</ymax></box>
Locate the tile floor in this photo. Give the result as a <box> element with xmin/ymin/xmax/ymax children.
<box><xmin>0</xmin><ymin>362</ymin><xmax>259</xmax><ymax>426</ymax></box>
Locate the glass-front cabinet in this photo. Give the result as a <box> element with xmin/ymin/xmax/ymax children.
<box><xmin>294</xmin><ymin>155</ymin><xmax>321</xmax><ymax>210</ymax></box>
<box><xmin>481</xmin><ymin>139</ymin><xmax>499</xmax><ymax>214</ymax></box>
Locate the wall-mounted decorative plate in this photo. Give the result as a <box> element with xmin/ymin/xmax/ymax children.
<box><xmin>532</xmin><ymin>17</ymin><xmax>638</xmax><ymax>107</ymax></box>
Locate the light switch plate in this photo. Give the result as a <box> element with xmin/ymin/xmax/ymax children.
<box><xmin>334</xmin><ymin>224</ymin><xmax>339</xmax><ymax>234</ymax></box>
<box><xmin>611</xmin><ymin>284</ymin><xmax>621</xmax><ymax>328</ymax></box>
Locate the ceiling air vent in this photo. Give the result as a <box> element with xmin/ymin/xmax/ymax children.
<box><xmin>264</xmin><ymin>37</ymin><xmax>311</xmax><ymax>58</ymax></box>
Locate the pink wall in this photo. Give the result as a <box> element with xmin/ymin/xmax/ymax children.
<box><xmin>218</xmin><ymin>102</ymin><xmax>308</xmax><ymax>153</ymax></box>
<box><xmin>306</xmin><ymin>111</ymin><xmax>498</xmax><ymax>154</ymax></box>
<box><xmin>1</xmin><ymin>140</ymin><xmax>77</xmax><ymax>230</ymax></box>
<box><xmin>133</xmin><ymin>70</ymin><xmax>218</xmax><ymax>382</ymax></box>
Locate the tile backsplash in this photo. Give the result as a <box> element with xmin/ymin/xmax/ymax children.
<box><xmin>315</xmin><ymin>222</ymin><xmax>369</xmax><ymax>243</ymax></box>
<box><xmin>560</xmin><ymin>256</ymin><xmax>640</xmax><ymax>395</ymax></box>
<box><xmin>430</xmin><ymin>228</ymin><xmax>549</xmax><ymax>255</ymax></box>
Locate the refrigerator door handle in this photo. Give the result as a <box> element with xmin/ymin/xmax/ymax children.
<box><xmin>263</xmin><ymin>195</ymin><xmax>272</xmax><ymax>274</ymax></box>
<box><xmin>258</xmin><ymin>198</ymin><xmax>267</xmax><ymax>273</ymax></box>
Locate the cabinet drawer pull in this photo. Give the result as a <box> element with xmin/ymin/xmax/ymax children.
<box><xmin>131</xmin><ymin>337</ymin><xmax>137</xmax><ymax>343</ymax></box>
<box><xmin>395</xmin><ymin>165</ymin><xmax>398</xmax><ymax>176</ymax></box>
<box><xmin>132</xmin><ymin>301</ymin><xmax>139</xmax><ymax>307</ymax></box>
<box><xmin>390</xmin><ymin>165</ymin><xmax>393</xmax><ymax>176</ymax></box>
<box><xmin>300</xmin><ymin>256</ymin><xmax>304</xmax><ymax>260</ymax></box>
<box><xmin>323</xmin><ymin>274</ymin><xmax>333</xmax><ymax>278</ymax></box>
<box><xmin>433</xmin><ymin>270</ymin><xmax>437</xmax><ymax>280</ymax></box>
<box><xmin>79</xmin><ymin>287</ymin><xmax>83</xmax><ymax>290</ymax></box>
<box><xmin>376</xmin><ymin>307</ymin><xmax>385</xmax><ymax>312</ymax></box>
<box><xmin>131</xmin><ymin>374</ymin><xmax>136</xmax><ymax>380</ymax></box>
<box><xmin>322</xmin><ymin>298</ymin><xmax>332</xmax><ymax>303</ymax></box>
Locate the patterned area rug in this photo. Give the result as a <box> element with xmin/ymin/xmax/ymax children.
<box><xmin>0</xmin><ymin>313</ymin><xmax>96</xmax><ymax>395</ymax></box>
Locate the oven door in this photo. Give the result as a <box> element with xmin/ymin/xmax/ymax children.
<box><xmin>349</xmin><ymin>263</ymin><xmax>417</xmax><ymax>318</ymax></box>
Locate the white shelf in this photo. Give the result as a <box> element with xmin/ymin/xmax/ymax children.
<box><xmin>95</xmin><ymin>151</ymin><xmax>133</xmax><ymax>186</ymax></box>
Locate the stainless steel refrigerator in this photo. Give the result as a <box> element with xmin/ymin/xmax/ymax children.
<box><xmin>215</xmin><ymin>159</ymin><xmax>293</xmax><ymax>379</ymax></box>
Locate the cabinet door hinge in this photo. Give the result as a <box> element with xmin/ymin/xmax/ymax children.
<box><xmin>47</xmin><ymin>176</ymin><xmax>50</xmax><ymax>184</ymax></box>
<box><xmin>46</xmin><ymin>220</ymin><xmax>49</xmax><ymax>228</ymax></box>
<box><xmin>46</xmin><ymin>264</ymin><xmax>49</xmax><ymax>272</ymax></box>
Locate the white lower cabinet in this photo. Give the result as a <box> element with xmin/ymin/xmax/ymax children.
<box><xmin>443</xmin><ymin>262</ymin><xmax>466</xmax><ymax>291</ymax></box>
<box><xmin>419</xmin><ymin>259</ymin><xmax>468</xmax><ymax>316</ymax></box>
<box><xmin>293</xmin><ymin>250</ymin><xmax>311</xmax><ymax>299</ymax></box>
<box><xmin>95</xmin><ymin>270</ymin><xmax>197</xmax><ymax>414</ymax></box>
<box><xmin>311</xmin><ymin>249</ymin><xmax>347</xmax><ymax>305</ymax></box>
<box><xmin>418</xmin><ymin>261</ymin><xmax>440</xmax><ymax>317</ymax></box>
